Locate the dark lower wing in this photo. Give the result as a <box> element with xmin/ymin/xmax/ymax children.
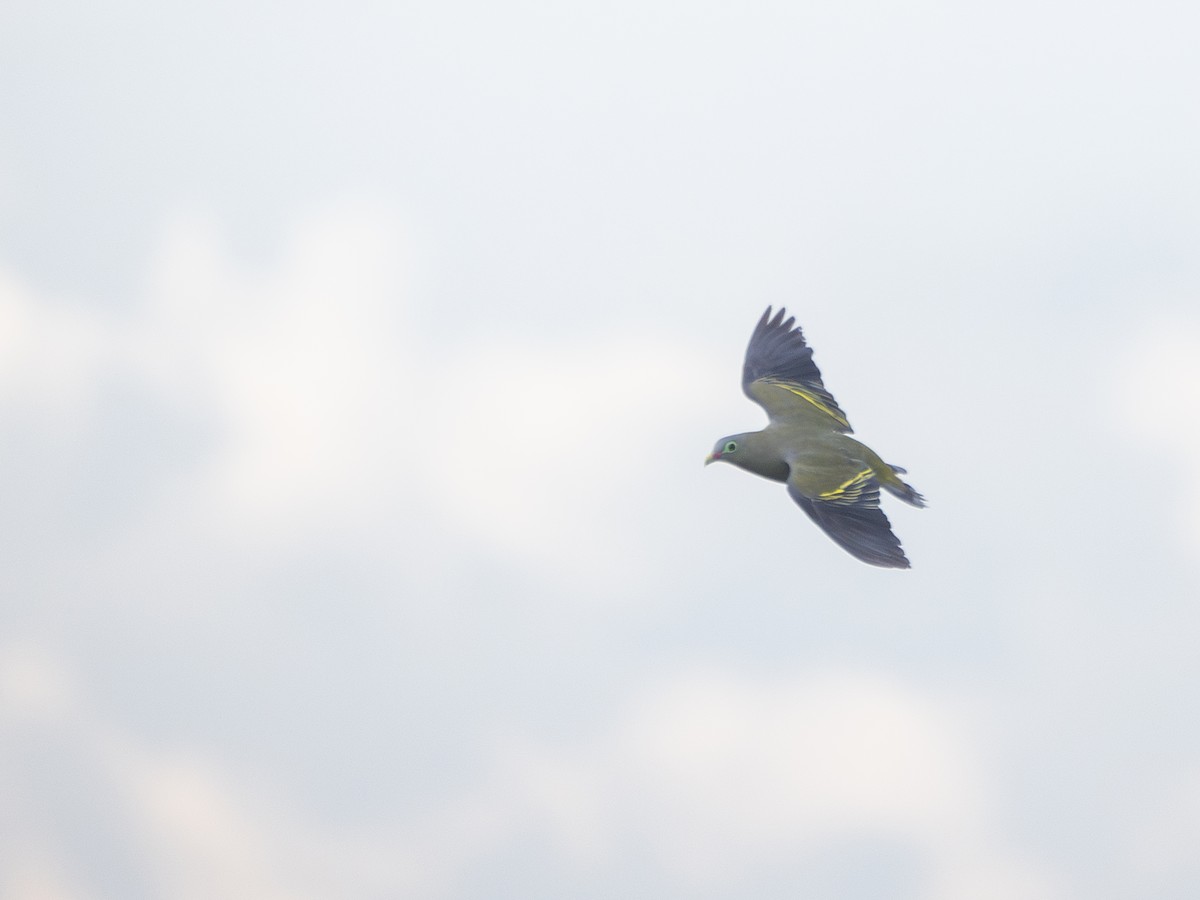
<box><xmin>787</xmin><ymin>482</ymin><xmax>911</xmax><ymax>569</ymax></box>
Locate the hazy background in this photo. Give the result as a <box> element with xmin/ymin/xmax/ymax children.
<box><xmin>3</xmin><ymin>2</ymin><xmax>1200</xmax><ymax>898</ymax></box>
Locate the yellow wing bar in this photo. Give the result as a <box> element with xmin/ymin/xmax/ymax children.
<box><xmin>765</xmin><ymin>379</ymin><xmax>851</xmax><ymax>429</ymax></box>
<box><xmin>819</xmin><ymin>467</ymin><xmax>875</xmax><ymax>504</ymax></box>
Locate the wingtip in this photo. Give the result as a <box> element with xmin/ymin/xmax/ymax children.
<box><xmin>862</xmin><ymin>548</ymin><xmax>913</xmax><ymax>569</ymax></box>
<box><xmin>856</xmin><ymin>546</ymin><xmax>912</xmax><ymax>569</ymax></box>
<box><xmin>756</xmin><ymin>305</ymin><xmax>796</xmax><ymax>336</ymax></box>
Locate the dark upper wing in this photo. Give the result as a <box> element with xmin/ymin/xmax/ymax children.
<box><xmin>786</xmin><ymin>477</ymin><xmax>911</xmax><ymax>569</ymax></box>
<box><xmin>742</xmin><ymin>307</ymin><xmax>852</xmax><ymax>432</ymax></box>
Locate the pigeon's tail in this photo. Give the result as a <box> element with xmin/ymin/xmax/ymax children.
<box><xmin>879</xmin><ymin>463</ymin><xmax>926</xmax><ymax>508</ymax></box>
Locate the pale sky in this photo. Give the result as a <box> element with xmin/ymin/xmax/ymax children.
<box><xmin>3</xmin><ymin>2</ymin><xmax>1200</xmax><ymax>899</ymax></box>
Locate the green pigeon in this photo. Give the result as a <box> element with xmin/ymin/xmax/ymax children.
<box><xmin>706</xmin><ymin>307</ymin><xmax>925</xmax><ymax>568</ymax></box>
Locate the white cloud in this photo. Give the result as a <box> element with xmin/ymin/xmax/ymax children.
<box><xmin>126</xmin><ymin>756</ymin><xmax>313</xmax><ymax>900</ymax></box>
<box><xmin>596</xmin><ymin>670</ymin><xmax>1046</xmax><ymax>895</ymax></box>
<box><xmin>423</xmin><ymin>334</ymin><xmax>720</xmax><ymax>586</ymax></box>
<box><xmin>131</xmin><ymin>207</ymin><xmax>419</xmax><ymax>536</ymax></box>
<box><xmin>0</xmin><ymin>640</ymin><xmax>438</xmax><ymax>900</ymax></box>
<box><xmin>3</xmin><ymin>660</ymin><xmax>1056</xmax><ymax>900</ymax></box>
<box><xmin>0</xmin><ymin>205</ymin><xmax>418</xmax><ymax>536</ymax></box>
<box><xmin>0</xmin><ymin>233</ymin><xmax>1070</xmax><ymax>894</ymax></box>
<box><xmin>0</xmin><ymin>642</ymin><xmax>75</xmax><ymax>725</ymax></box>
<box><xmin>1111</xmin><ymin>316</ymin><xmax>1200</xmax><ymax>558</ymax></box>
<box><xmin>1</xmin><ymin>861</ymin><xmax>96</xmax><ymax>900</ymax></box>
<box><xmin>4</xmin><ymin>204</ymin><xmax>726</xmax><ymax>594</ymax></box>
<box><xmin>0</xmin><ymin>266</ymin><xmax>112</xmax><ymax>426</ymax></box>
<box><xmin>396</xmin><ymin>668</ymin><xmax>1063</xmax><ymax>899</ymax></box>
<box><xmin>1126</xmin><ymin>764</ymin><xmax>1200</xmax><ymax>883</ymax></box>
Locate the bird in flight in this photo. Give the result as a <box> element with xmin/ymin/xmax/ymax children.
<box><xmin>706</xmin><ymin>307</ymin><xmax>925</xmax><ymax>568</ymax></box>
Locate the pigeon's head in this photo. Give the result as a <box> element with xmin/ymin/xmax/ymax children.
<box><xmin>705</xmin><ymin>431</ymin><xmax>790</xmax><ymax>481</ymax></box>
<box><xmin>705</xmin><ymin>436</ymin><xmax>743</xmax><ymax>466</ymax></box>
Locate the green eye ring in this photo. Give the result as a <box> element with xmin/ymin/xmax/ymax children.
<box><xmin>724</xmin><ymin>441</ymin><xmax>738</xmax><ymax>453</ymax></box>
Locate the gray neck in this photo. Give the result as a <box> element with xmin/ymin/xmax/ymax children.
<box><xmin>728</xmin><ymin>430</ymin><xmax>790</xmax><ymax>482</ymax></box>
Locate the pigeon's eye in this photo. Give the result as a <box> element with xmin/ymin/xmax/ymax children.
<box><xmin>724</xmin><ymin>441</ymin><xmax>738</xmax><ymax>453</ymax></box>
